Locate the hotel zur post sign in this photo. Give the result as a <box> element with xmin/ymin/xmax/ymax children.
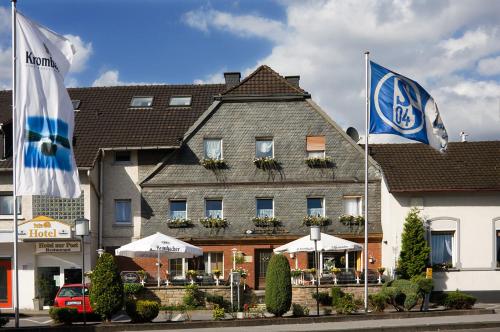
<box><xmin>18</xmin><ymin>217</ymin><xmax>72</xmax><ymax>240</ymax></box>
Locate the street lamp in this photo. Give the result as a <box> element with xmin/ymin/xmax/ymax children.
<box><xmin>310</xmin><ymin>226</ymin><xmax>321</xmax><ymax>316</ymax></box>
<box><xmin>75</xmin><ymin>217</ymin><xmax>89</xmax><ymax>325</ymax></box>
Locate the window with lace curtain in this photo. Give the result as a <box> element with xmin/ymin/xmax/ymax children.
<box><xmin>256</xmin><ymin>198</ymin><xmax>274</xmax><ymax>218</ymax></box>
<box><xmin>343</xmin><ymin>196</ymin><xmax>362</xmax><ymax>216</ymax></box>
<box><xmin>431</xmin><ymin>232</ymin><xmax>454</xmax><ymax>266</ymax></box>
<box><xmin>255</xmin><ymin>139</ymin><xmax>273</xmax><ymax>158</ymax></box>
<box><xmin>204</xmin><ymin>139</ymin><xmax>222</xmax><ymax>160</ymax></box>
<box><xmin>169</xmin><ymin>200</ymin><xmax>187</xmax><ymax>219</ymax></box>
<box><xmin>307</xmin><ymin>197</ymin><xmax>324</xmax><ymax>216</ymax></box>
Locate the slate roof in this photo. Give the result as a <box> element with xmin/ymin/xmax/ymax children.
<box><xmin>370</xmin><ymin>141</ymin><xmax>500</xmax><ymax>192</ymax></box>
<box><xmin>222</xmin><ymin>65</ymin><xmax>307</xmax><ymax>96</ymax></box>
<box><xmin>0</xmin><ymin>84</ymin><xmax>226</xmax><ymax>168</ymax></box>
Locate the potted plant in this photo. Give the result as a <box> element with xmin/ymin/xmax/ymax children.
<box><xmin>290</xmin><ymin>269</ymin><xmax>303</xmax><ymax>285</ymax></box>
<box><xmin>355</xmin><ymin>270</ymin><xmax>361</xmax><ymax>284</ymax></box>
<box><xmin>302</xmin><ymin>215</ymin><xmax>330</xmax><ymax>227</ymax></box>
<box><xmin>212</xmin><ymin>268</ymin><xmax>222</xmax><ymax>286</ymax></box>
<box><xmin>339</xmin><ymin>214</ymin><xmax>355</xmax><ymax>225</ymax></box>
<box><xmin>330</xmin><ymin>267</ymin><xmax>341</xmax><ymax>285</ymax></box>
<box><xmin>234</xmin><ymin>252</ymin><xmax>245</xmax><ymax>265</ymax></box>
<box><xmin>377</xmin><ymin>267</ymin><xmax>385</xmax><ymax>284</ymax></box>
<box><xmin>137</xmin><ymin>270</ymin><xmax>147</xmax><ymax>286</ymax></box>
<box><xmin>236</xmin><ymin>267</ymin><xmax>248</xmax><ymax>290</ymax></box>
<box><xmin>199</xmin><ymin>217</ymin><xmax>229</xmax><ymax>228</ymax></box>
<box><xmin>166</xmin><ymin>218</ymin><xmax>193</xmax><ymax>228</ymax></box>
<box><xmin>252</xmin><ymin>216</ymin><xmax>281</xmax><ymax>227</ymax></box>
<box><xmin>186</xmin><ymin>270</ymin><xmax>197</xmax><ymax>285</ymax></box>
<box><xmin>304</xmin><ymin>156</ymin><xmax>333</xmax><ymax>168</ymax></box>
<box><xmin>201</xmin><ymin>158</ymin><xmax>227</xmax><ymax>170</ymax></box>
<box><xmin>253</xmin><ymin>157</ymin><xmax>280</xmax><ymax>170</ymax></box>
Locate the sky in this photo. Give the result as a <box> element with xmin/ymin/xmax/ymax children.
<box><xmin>1</xmin><ymin>0</ymin><xmax>500</xmax><ymax>142</ymax></box>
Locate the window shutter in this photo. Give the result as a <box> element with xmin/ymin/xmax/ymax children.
<box><xmin>306</xmin><ymin>136</ymin><xmax>325</xmax><ymax>151</ymax></box>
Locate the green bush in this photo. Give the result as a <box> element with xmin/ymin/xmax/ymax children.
<box><xmin>89</xmin><ymin>253</ymin><xmax>124</xmax><ymax>321</ymax></box>
<box><xmin>443</xmin><ymin>290</ymin><xmax>476</xmax><ymax>309</ymax></box>
<box><xmin>330</xmin><ymin>286</ymin><xmax>345</xmax><ymax>307</ymax></box>
<box><xmin>335</xmin><ymin>293</ymin><xmax>358</xmax><ymax>314</ymax></box>
<box><xmin>0</xmin><ymin>316</ymin><xmax>8</xmax><ymax>327</ymax></box>
<box><xmin>368</xmin><ymin>292</ymin><xmax>388</xmax><ymax>312</ymax></box>
<box><xmin>312</xmin><ymin>291</ymin><xmax>332</xmax><ymax>306</ymax></box>
<box><xmin>265</xmin><ymin>254</ymin><xmax>292</xmax><ymax>317</ymax></box>
<box><xmin>49</xmin><ymin>307</ymin><xmax>77</xmax><ymax>325</ymax></box>
<box><xmin>126</xmin><ymin>300</ymin><xmax>160</xmax><ymax>323</ymax></box>
<box><xmin>410</xmin><ymin>275</ymin><xmax>434</xmax><ymax>294</ymax></box>
<box><xmin>398</xmin><ymin>208</ymin><xmax>431</xmax><ymax>279</ymax></box>
<box><xmin>124</xmin><ymin>283</ymin><xmax>144</xmax><ymax>297</ymax></box>
<box><xmin>183</xmin><ymin>284</ymin><xmax>204</xmax><ymax>308</ymax></box>
<box><xmin>292</xmin><ymin>303</ymin><xmax>310</xmax><ymax>317</ymax></box>
<box><xmin>206</xmin><ymin>293</ymin><xmax>231</xmax><ymax>309</ymax></box>
<box><xmin>382</xmin><ymin>279</ymin><xmax>421</xmax><ymax>311</ymax></box>
<box><xmin>212</xmin><ymin>304</ymin><xmax>225</xmax><ymax>320</ymax></box>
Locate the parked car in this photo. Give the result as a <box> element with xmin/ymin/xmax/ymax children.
<box><xmin>53</xmin><ymin>284</ymin><xmax>92</xmax><ymax>313</ymax></box>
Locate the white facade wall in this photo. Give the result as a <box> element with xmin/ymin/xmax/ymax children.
<box><xmin>381</xmin><ymin>177</ymin><xmax>500</xmax><ymax>291</ymax></box>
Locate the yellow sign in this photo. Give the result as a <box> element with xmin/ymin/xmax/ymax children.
<box><xmin>426</xmin><ymin>267</ymin><xmax>433</xmax><ymax>279</ymax></box>
<box><xmin>36</xmin><ymin>241</ymin><xmax>80</xmax><ymax>253</ymax></box>
<box><xmin>18</xmin><ymin>216</ymin><xmax>72</xmax><ymax>239</ymax></box>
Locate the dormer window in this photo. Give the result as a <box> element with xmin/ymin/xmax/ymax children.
<box><xmin>71</xmin><ymin>100</ymin><xmax>81</xmax><ymax>110</ymax></box>
<box><xmin>130</xmin><ymin>96</ymin><xmax>153</xmax><ymax>108</ymax></box>
<box><xmin>169</xmin><ymin>96</ymin><xmax>192</xmax><ymax>106</ymax></box>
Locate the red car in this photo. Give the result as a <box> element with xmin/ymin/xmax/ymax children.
<box><xmin>53</xmin><ymin>284</ymin><xmax>92</xmax><ymax>313</ymax></box>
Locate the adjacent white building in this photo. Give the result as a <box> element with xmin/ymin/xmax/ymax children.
<box><xmin>372</xmin><ymin>141</ymin><xmax>500</xmax><ymax>301</ymax></box>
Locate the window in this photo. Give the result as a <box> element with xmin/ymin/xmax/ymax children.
<box><xmin>497</xmin><ymin>230</ymin><xmax>500</xmax><ymax>268</ymax></box>
<box><xmin>170</xmin><ymin>200</ymin><xmax>187</xmax><ymax>219</ymax></box>
<box><xmin>71</xmin><ymin>100</ymin><xmax>81</xmax><ymax>110</ymax></box>
<box><xmin>130</xmin><ymin>96</ymin><xmax>153</xmax><ymax>107</ymax></box>
<box><xmin>256</xmin><ymin>139</ymin><xmax>273</xmax><ymax>158</ymax></box>
<box><xmin>169</xmin><ymin>96</ymin><xmax>192</xmax><ymax>106</ymax></box>
<box><xmin>169</xmin><ymin>258</ymin><xmax>184</xmax><ymax>277</ymax></box>
<box><xmin>0</xmin><ymin>195</ymin><xmax>21</xmax><ymax>216</ymax></box>
<box><xmin>204</xmin><ymin>252</ymin><xmax>224</xmax><ymax>275</ymax></box>
<box><xmin>205</xmin><ymin>200</ymin><xmax>222</xmax><ymax>218</ymax></box>
<box><xmin>256</xmin><ymin>198</ymin><xmax>274</xmax><ymax>218</ymax></box>
<box><xmin>114</xmin><ymin>151</ymin><xmax>131</xmax><ymax>163</ymax></box>
<box><xmin>343</xmin><ymin>196</ymin><xmax>362</xmax><ymax>216</ymax></box>
<box><xmin>306</xmin><ymin>136</ymin><xmax>325</xmax><ymax>158</ymax></box>
<box><xmin>431</xmin><ymin>232</ymin><xmax>454</xmax><ymax>266</ymax></box>
<box><xmin>204</xmin><ymin>139</ymin><xmax>222</xmax><ymax>160</ymax></box>
<box><xmin>307</xmin><ymin>197</ymin><xmax>324</xmax><ymax>217</ymax></box>
<box><xmin>115</xmin><ymin>199</ymin><xmax>131</xmax><ymax>224</ymax></box>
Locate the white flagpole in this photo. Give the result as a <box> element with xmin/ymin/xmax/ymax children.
<box><xmin>364</xmin><ymin>51</ymin><xmax>370</xmax><ymax>312</ymax></box>
<box><xmin>11</xmin><ymin>0</ymin><xmax>20</xmax><ymax>327</ymax></box>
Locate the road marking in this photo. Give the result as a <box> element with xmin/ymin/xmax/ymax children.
<box><xmin>171</xmin><ymin>314</ymin><xmax>183</xmax><ymax>321</ymax></box>
<box><xmin>20</xmin><ymin>318</ymin><xmax>52</xmax><ymax>325</ymax></box>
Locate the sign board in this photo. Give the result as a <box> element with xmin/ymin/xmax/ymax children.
<box><xmin>19</xmin><ymin>216</ymin><xmax>72</xmax><ymax>239</ymax></box>
<box><xmin>120</xmin><ymin>271</ymin><xmax>140</xmax><ymax>283</ymax></box>
<box><xmin>426</xmin><ymin>267</ymin><xmax>433</xmax><ymax>279</ymax></box>
<box><xmin>36</xmin><ymin>241</ymin><xmax>80</xmax><ymax>253</ymax></box>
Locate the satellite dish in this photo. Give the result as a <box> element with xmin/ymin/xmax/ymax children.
<box><xmin>346</xmin><ymin>127</ymin><xmax>360</xmax><ymax>142</ymax></box>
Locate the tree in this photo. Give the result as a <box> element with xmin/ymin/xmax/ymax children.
<box><xmin>265</xmin><ymin>254</ymin><xmax>292</xmax><ymax>317</ymax></box>
<box><xmin>397</xmin><ymin>208</ymin><xmax>430</xmax><ymax>279</ymax></box>
<box><xmin>89</xmin><ymin>253</ymin><xmax>124</xmax><ymax>321</ymax></box>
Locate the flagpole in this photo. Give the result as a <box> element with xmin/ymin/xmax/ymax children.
<box><xmin>364</xmin><ymin>51</ymin><xmax>369</xmax><ymax>313</ymax></box>
<box><xmin>11</xmin><ymin>0</ymin><xmax>20</xmax><ymax>327</ymax></box>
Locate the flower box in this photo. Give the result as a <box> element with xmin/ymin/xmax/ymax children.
<box><xmin>253</xmin><ymin>157</ymin><xmax>280</xmax><ymax>170</ymax></box>
<box><xmin>338</xmin><ymin>214</ymin><xmax>365</xmax><ymax>226</ymax></box>
<box><xmin>305</xmin><ymin>156</ymin><xmax>333</xmax><ymax>168</ymax></box>
<box><xmin>166</xmin><ymin>218</ymin><xmax>193</xmax><ymax>228</ymax></box>
<box><xmin>201</xmin><ymin>158</ymin><xmax>227</xmax><ymax>169</ymax></box>
<box><xmin>199</xmin><ymin>217</ymin><xmax>229</xmax><ymax>228</ymax></box>
<box><xmin>252</xmin><ymin>216</ymin><xmax>281</xmax><ymax>227</ymax></box>
<box><xmin>302</xmin><ymin>215</ymin><xmax>330</xmax><ymax>226</ymax></box>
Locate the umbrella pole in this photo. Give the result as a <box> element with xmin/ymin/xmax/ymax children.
<box><xmin>157</xmin><ymin>248</ymin><xmax>160</xmax><ymax>288</ymax></box>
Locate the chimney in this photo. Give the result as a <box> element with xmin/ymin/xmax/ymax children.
<box><xmin>224</xmin><ymin>72</ymin><xmax>241</xmax><ymax>88</ymax></box>
<box><xmin>460</xmin><ymin>131</ymin><xmax>469</xmax><ymax>142</ymax></box>
<box><xmin>285</xmin><ymin>75</ymin><xmax>300</xmax><ymax>88</ymax></box>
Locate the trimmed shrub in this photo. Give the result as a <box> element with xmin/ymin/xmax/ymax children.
<box><xmin>126</xmin><ymin>300</ymin><xmax>160</xmax><ymax>323</ymax></box>
<box><xmin>89</xmin><ymin>253</ymin><xmax>124</xmax><ymax>321</ymax></box>
<box><xmin>292</xmin><ymin>303</ymin><xmax>310</xmax><ymax>317</ymax></box>
<box><xmin>443</xmin><ymin>290</ymin><xmax>476</xmax><ymax>309</ymax></box>
<box><xmin>183</xmin><ymin>284</ymin><xmax>204</xmax><ymax>308</ymax></box>
<box><xmin>212</xmin><ymin>304</ymin><xmax>225</xmax><ymax>320</ymax></box>
<box><xmin>265</xmin><ymin>254</ymin><xmax>292</xmax><ymax>317</ymax></box>
<box><xmin>331</xmin><ymin>286</ymin><xmax>345</xmax><ymax>307</ymax></box>
<box><xmin>124</xmin><ymin>283</ymin><xmax>144</xmax><ymax>298</ymax></box>
<box><xmin>312</xmin><ymin>291</ymin><xmax>332</xmax><ymax>306</ymax></box>
<box><xmin>49</xmin><ymin>307</ymin><xmax>77</xmax><ymax>325</ymax></box>
<box><xmin>398</xmin><ymin>208</ymin><xmax>431</xmax><ymax>279</ymax></box>
<box><xmin>382</xmin><ymin>279</ymin><xmax>420</xmax><ymax>312</ymax></box>
<box><xmin>335</xmin><ymin>293</ymin><xmax>358</xmax><ymax>314</ymax></box>
<box><xmin>206</xmin><ymin>293</ymin><xmax>231</xmax><ymax>310</ymax></box>
<box><xmin>368</xmin><ymin>292</ymin><xmax>388</xmax><ymax>312</ymax></box>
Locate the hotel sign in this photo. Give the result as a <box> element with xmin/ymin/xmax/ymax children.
<box><xmin>18</xmin><ymin>216</ymin><xmax>72</xmax><ymax>239</ymax></box>
<box><xmin>36</xmin><ymin>241</ymin><xmax>80</xmax><ymax>253</ymax></box>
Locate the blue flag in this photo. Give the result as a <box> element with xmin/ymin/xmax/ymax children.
<box><xmin>369</xmin><ymin>61</ymin><xmax>448</xmax><ymax>151</ymax></box>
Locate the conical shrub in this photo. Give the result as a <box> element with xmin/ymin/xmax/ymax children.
<box><xmin>265</xmin><ymin>254</ymin><xmax>292</xmax><ymax>317</ymax></box>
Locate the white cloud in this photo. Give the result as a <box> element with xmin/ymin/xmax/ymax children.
<box><xmin>477</xmin><ymin>55</ymin><xmax>500</xmax><ymax>76</ymax></box>
<box><xmin>185</xmin><ymin>0</ymin><xmax>500</xmax><ymax>141</ymax></box>
<box><xmin>64</xmin><ymin>34</ymin><xmax>93</xmax><ymax>73</ymax></box>
<box><xmin>194</xmin><ymin>69</ymin><xmax>226</xmax><ymax>84</ymax></box>
<box><xmin>0</xmin><ymin>47</ymin><xmax>10</xmax><ymax>90</ymax></box>
<box><xmin>183</xmin><ymin>8</ymin><xmax>287</xmax><ymax>42</ymax></box>
<box><xmin>92</xmin><ymin>69</ymin><xmax>160</xmax><ymax>87</ymax></box>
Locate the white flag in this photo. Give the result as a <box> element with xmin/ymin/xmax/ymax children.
<box><xmin>15</xmin><ymin>12</ymin><xmax>81</xmax><ymax>198</ymax></box>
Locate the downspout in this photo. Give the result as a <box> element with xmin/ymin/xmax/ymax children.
<box><xmin>98</xmin><ymin>149</ymin><xmax>104</xmax><ymax>249</ymax></box>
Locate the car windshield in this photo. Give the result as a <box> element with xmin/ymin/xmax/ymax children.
<box><xmin>58</xmin><ymin>287</ymin><xmax>89</xmax><ymax>297</ymax></box>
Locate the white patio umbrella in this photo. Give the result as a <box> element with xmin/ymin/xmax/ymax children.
<box><xmin>274</xmin><ymin>233</ymin><xmax>363</xmax><ymax>254</ymax></box>
<box><xmin>115</xmin><ymin>232</ymin><xmax>203</xmax><ymax>287</ymax></box>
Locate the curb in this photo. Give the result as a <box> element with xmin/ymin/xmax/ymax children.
<box><xmin>309</xmin><ymin>320</ymin><xmax>500</xmax><ymax>332</ymax></box>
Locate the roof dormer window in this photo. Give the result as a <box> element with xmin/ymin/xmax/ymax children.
<box><xmin>130</xmin><ymin>96</ymin><xmax>153</xmax><ymax>108</ymax></box>
<box><xmin>169</xmin><ymin>96</ymin><xmax>192</xmax><ymax>107</ymax></box>
<box><xmin>72</xmin><ymin>100</ymin><xmax>81</xmax><ymax>110</ymax></box>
